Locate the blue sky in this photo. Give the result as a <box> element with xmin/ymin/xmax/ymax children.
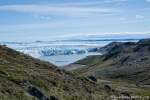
<box><xmin>0</xmin><ymin>0</ymin><xmax>150</xmax><ymax>41</ymax></box>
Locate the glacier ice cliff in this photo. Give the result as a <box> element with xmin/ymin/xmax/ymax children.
<box><xmin>0</xmin><ymin>40</ymin><xmax>104</xmax><ymax>58</ymax></box>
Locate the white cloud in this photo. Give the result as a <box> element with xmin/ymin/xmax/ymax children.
<box><xmin>30</xmin><ymin>14</ymin><xmax>50</xmax><ymax>19</ymax></box>
<box><xmin>119</xmin><ymin>18</ymin><xmax>125</xmax><ymax>20</ymax></box>
<box><xmin>146</xmin><ymin>0</ymin><xmax>150</xmax><ymax>2</ymax></box>
<box><xmin>136</xmin><ymin>14</ymin><xmax>144</xmax><ymax>18</ymax></box>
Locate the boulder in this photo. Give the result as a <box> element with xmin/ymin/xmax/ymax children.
<box><xmin>88</xmin><ymin>75</ymin><xmax>97</xmax><ymax>82</ymax></box>
<box><xmin>104</xmin><ymin>85</ymin><xmax>112</xmax><ymax>91</ymax></box>
<box><xmin>56</xmin><ymin>69</ymin><xmax>64</xmax><ymax>75</ymax></box>
<box><xmin>28</xmin><ymin>86</ymin><xmax>49</xmax><ymax>100</ymax></box>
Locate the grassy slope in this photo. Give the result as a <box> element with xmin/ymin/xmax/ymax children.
<box><xmin>0</xmin><ymin>45</ymin><xmax>115</xmax><ymax>100</ymax></box>
<box><xmin>73</xmin><ymin>55</ymin><xmax>114</xmax><ymax>76</ymax></box>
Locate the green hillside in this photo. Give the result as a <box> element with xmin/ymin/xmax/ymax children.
<box><xmin>0</xmin><ymin>44</ymin><xmax>111</xmax><ymax>100</ymax></box>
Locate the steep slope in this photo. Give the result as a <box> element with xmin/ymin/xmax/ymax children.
<box><xmin>73</xmin><ymin>39</ymin><xmax>150</xmax><ymax>85</ymax></box>
<box><xmin>0</xmin><ymin>44</ymin><xmax>114</xmax><ymax>100</ymax></box>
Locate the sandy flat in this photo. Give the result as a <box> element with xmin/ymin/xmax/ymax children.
<box><xmin>62</xmin><ymin>64</ymin><xmax>86</xmax><ymax>70</ymax></box>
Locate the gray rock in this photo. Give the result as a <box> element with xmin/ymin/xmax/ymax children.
<box><xmin>22</xmin><ymin>79</ymin><xmax>29</xmax><ymax>86</ymax></box>
<box><xmin>136</xmin><ymin>82</ymin><xmax>143</xmax><ymax>87</ymax></box>
<box><xmin>50</xmin><ymin>96</ymin><xmax>59</xmax><ymax>100</ymax></box>
<box><xmin>121</xmin><ymin>92</ymin><xmax>131</xmax><ymax>97</ymax></box>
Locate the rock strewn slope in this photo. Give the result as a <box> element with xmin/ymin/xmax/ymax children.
<box><xmin>74</xmin><ymin>38</ymin><xmax>150</xmax><ymax>85</ymax></box>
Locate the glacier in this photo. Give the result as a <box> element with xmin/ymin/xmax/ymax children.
<box><xmin>0</xmin><ymin>39</ymin><xmax>139</xmax><ymax>58</ymax></box>
<box><xmin>0</xmin><ymin>40</ymin><xmax>107</xmax><ymax>58</ymax></box>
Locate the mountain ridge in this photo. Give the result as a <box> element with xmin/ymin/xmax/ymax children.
<box><xmin>73</xmin><ymin>38</ymin><xmax>150</xmax><ymax>85</ymax></box>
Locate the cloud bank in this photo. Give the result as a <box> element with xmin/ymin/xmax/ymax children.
<box><xmin>0</xmin><ymin>3</ymin><xmax>123</xmax><ymax>17</ymax></box>
<box><xmin>48</xmin><ymin>32</ymin><xmax>150</xmax><ymax>40</ymax></box>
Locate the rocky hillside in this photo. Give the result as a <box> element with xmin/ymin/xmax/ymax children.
<box><xmin>97</xmin><ymin>42</ymin><xmax>123</xmax><ymax>54</ymax></box>
<box><xmin>0</xmin><ymin>44</ymin><xmax>116</xmax><ymax>100</ymax></box>
<box><xmin>74</xmin><ymin>38</ymin><xmax>150</xmax><ymax>85</ymax></box>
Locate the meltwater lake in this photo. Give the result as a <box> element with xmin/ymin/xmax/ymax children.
<box><xmin>39</xmin><ymin>52</ymin><xmax>101</xmax><ymax>66</ymax></box>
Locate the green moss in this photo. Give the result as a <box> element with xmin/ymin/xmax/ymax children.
<box><xmin>140</xmin><ymin>90</ymin><xmax>150</xmax><ymax>97</ymax></box>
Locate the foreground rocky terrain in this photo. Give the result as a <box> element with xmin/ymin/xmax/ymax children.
<box><xmin>0</xmin><ymin>44</ymin><xmax>129</xmax><ymax>100</ymax></box>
